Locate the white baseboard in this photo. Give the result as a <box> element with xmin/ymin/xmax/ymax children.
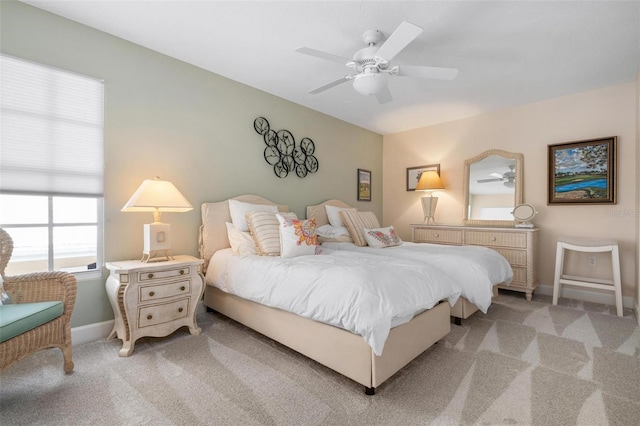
<box><xmin>71</xmin><ymin>320</ymin><xmax>114</xmax><ymax>346</ymax></box>
<box><xmin>71</xmin><ymin>302</ymin><xmax>207</xmax><ymax>346</ymax></box>
<box><xmin>536</xmin><ymin>284</ymin><xmax>635</xmax><ymax>309</ymax></box>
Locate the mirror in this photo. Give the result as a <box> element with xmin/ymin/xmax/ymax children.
<box><xmin>463</xmin><ymin>150</ymin><xmax>523</xmax><ymax>226</ymax></box>
<box><xmin>512</xmin><ymin>203</ymin><xmax>537</xmax><ymax>228</ymax></box>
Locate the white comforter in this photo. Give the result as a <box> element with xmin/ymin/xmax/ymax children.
<box><xmin>206</xmin><ymin>248</ymin><xmax>462</xmax><ymax>356</ymax></box>
<box><xmin>322</xmin><ymin>241</ymin><xmax>513</xmax><ymax>314</ymax></box>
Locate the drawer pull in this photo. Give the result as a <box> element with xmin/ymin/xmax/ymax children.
<box><xmin>180</xmin><ymin>269</ymin><xmax>185</xmax><ymax>275</ymax></box>
<box><xmin>147</xmin><ymin>314</ymin><xmax>152</xmax><ymax>320</ymax></box>
<box><xmin>149</xmin><ymin>291</ymin><xmax>155</xmax><ymax>297</ymax></box>
<box><xmin>491</xmin><ymin>237</ymin><xmax>497</xmax><ymax>242</ymax></box>
<box><xmin>178</xmin><ymin>307</ymin><xmax>184</xmax><ymax>313</ymax></box>
<box><xmin>434</xmin><ymin>233</ymin><xmax>440</xmax><ymax>238</ymax></box>
<box><xmin>148</xmin><ymin>273</ymin><xmax>154</xmax><ymax>279</ymax></box>
<box><xmin>180</xmin><ymin>286</ymin><xmax>186</xmax><ymax>291</ymax></box>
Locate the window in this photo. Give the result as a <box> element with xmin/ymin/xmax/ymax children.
<box><xmin>0</xmin><ymin>54</ymin><xmax>104</xmax><ymax>276</ymax></box>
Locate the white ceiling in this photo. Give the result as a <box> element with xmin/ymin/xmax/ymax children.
<box><xmin>23</xmin><ymin>1</ymin><xmax>640</xmax><ymax>135</ymax></box>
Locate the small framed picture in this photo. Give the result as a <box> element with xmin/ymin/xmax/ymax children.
<box><xmin>548</xmin><ymin>136</ymin><xmax>616</xmax><ymax>204</ymax></box>
<box><xmin>406</xmin><ymin>164</ymin><xmax>440</xmax><ymax>191</ymax></box>
<box><xmin>357</xmin><ymin>169</ymin><xmax>371</xmax><ymax>201</ymax></box>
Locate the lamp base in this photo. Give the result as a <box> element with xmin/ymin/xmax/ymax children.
<box><xmin>422</xmin><ymin>217</ymin><xmax>439</xmax><ymax>225</ymax></box>
<box><xmin>141</xmin><ymin>250</ymin><xmax>174</xmax><ymax>263</ymax></box>
<box><xmin>421</xmin><ymin>196</ymin><xmax>439</xmax><ymax>225</ymax></box>
<box><xmin>143</xmin><ymin>223</ymin><xmax>172</xmax><ymax>262</ymax></box>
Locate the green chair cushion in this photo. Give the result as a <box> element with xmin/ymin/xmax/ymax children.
<box><xmin>0</xmin><ymin>301</ymin><xmax>64</xmax><ymax>343</ymax></box>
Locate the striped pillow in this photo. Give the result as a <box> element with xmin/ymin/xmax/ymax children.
<box><xmin>246</xmin><ymin>211</ymin><xmax>296</xmax><ymax>255</ymax></box>
<box><xmin>339</xmin><ymin>210</ymin><xmax>380</xmax><ymax>247</ymax></box>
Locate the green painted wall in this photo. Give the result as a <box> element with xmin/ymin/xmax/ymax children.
<box><xmin>1</xmin><ymin>1</ymin><xmax>382</xmax><ymax>327</ymax></box>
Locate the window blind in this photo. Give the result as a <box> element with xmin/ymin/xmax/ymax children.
<box><xmin>0</xmin><ymin>54</ymin><xmax>104</xmax><ymax>197</ymax></box>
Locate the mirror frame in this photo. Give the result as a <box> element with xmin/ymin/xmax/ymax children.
<box><xmin>463</xmin><ymin>149</ymin><xmax>524</xmax><ymax>227</ymax></box>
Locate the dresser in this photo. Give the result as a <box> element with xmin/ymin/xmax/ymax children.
<box><xmin>411</xmin><ymin>224</ymin><xmax>539</xmax><ymax>300</ymax></box>
<box><xmin>105</xmin><ymin>255</ymin><xmax>205</xmax><ymax>356</ymax></box>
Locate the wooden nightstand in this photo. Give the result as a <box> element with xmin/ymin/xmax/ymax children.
<box><xmin>412</xmin><ymin>224</ymin><xmax>539</xmax><ymax>300</ymax></box>
<box><xmin>105</xmin><ymin>255</ymin><xmax>204</xmax><ymax>356</ymax></box>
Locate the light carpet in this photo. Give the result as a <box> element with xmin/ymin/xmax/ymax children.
<box><xmin>1</xmin><ymin>291</ymin><xmax>639</xmax><ymax>425</ymax></box>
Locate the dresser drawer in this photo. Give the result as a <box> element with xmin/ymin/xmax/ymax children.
<box><xmin>464</xmin><ymin>231</ymin><xmax>527</xmax><ymax>248</ymax></box>
<box><xmin>414</xmin><ymin>228</ymin><xmax>463</xmax><ymax>245</ymax></box>
<box><xmin>139</xmin><ymin>279</ymin><xmax>191</xmax><ymax>302</ymax></box>
<box><xmin>138</xmin><ymin>298</ymin><xmax>190</xmax><ymax>328</ymax></box>
<box><xmin>510</xmin><ymin>267</ymin><xmax>528</xmax><ymax>285</ymax></box>
<box><xmin>492</xmin><ymin>248</ymin><xmax>527</xmax><ymax>266</ymax></box>
<box><xmin>138</xmin><ymin>266</ymin><xmax>191</xmax><ymax>282</ymax></box>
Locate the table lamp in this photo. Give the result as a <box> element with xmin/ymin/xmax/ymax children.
<box><xmin>121</xmin><ymin>177</ymin><xmax>193</xmax><ymax>262</ymax></box>
<box><xmin>415</xmin><ymin>170</ymin><xmax>445</xmax><ymax>224</ymax></box>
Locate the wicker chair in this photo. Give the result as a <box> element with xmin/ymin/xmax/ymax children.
<box><xmin>0</xmin><ymin>228</ymin><xmax>77</xmax><ymax>373</ymax></box>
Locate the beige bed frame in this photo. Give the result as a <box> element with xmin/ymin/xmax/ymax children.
<box><xmin>199</xmin><ymin>195</ymin><xmax>451</xmax><ymax>394</ymax></box>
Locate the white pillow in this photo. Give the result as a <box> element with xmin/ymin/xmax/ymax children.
<box><xmin>316</xmin><ymin>224</ymin><xmax>350</xmax><ymax>238</ymax></box>
<box><xmin>277</xmin><ymin>214</ymin><xmax>321</xmax><ymax>259</ymax></box>
<box><xmin>229</xmin><ymin>199</ymin><xmax>278</xmax><ymax>232</ymax></box>
<box><xmin>363</xmin><ymin>226</ymin><xmax>403</xmax><ymax>248</ymax></box>
<box><xmin>325</xmin><ymin>205</ymin><xmax>356</xmax><ymax>227</ymax></box>
<box><xmin>225</xmin><ymin>222</ymin><xmax>257</xmax><ymax>256</ymax></box>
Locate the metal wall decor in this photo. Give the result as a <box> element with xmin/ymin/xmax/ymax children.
<box><xmin>253</xmin><ymin>117</ymin><xmax>319</xmax><ymax>178</ymax></box>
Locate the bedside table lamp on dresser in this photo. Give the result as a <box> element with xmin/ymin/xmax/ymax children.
<box><xmin>105</xmin><ymin>255</ymin><xmax>204</xmax><ymax>356</ymax></box>
<box><xmin>121</xmin><ymin>176</ymin><xmax>193</xmax><ymax>262</ymax></box>
<box><xmin>415</xmin><ymin>170</ymin><xmax>445</xmax><ymax>225</ymax></box>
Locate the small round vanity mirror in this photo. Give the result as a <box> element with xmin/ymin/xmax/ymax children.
<box><xmin>511</xmin><ymin>203</ymin><xmax>536</xmax><ymax>228</ymax></box>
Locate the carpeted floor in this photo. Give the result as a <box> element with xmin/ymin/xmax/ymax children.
<box><xmin>1</xmin><ymin>291</ymin><xmax>639</xmax><ymax>425</ymax></box>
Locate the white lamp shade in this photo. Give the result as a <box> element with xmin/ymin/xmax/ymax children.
<box><xmin>122</xmin><ymin>177</ymin><xmax>193</xmax><ymax>216</ymax></box>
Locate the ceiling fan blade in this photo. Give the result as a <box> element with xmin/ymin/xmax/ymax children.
<box><xmin>396</xmin><ymin>65</ymin><xmax>459</xmax><ymax>80</ymax></box>
<box><xmin>375</xmin><ymin>86</ymin><xmax>393</xmax><ymax>104</ymax></box>
<box><xmin>374</xmin><ymin>21</ymin><xmax>423</xmax><ymax>61</ymax></box>
<box><xmin>308</xmin><ymin>76</ymin><xmax>351</xmax><ymax>94</ymax></box>
<box><xmin>295</xmin><ymin>47</ymin><xmax>352</xmax><ymax>65</ymax></box>
<box><xmin>477</xmin><ymin>178</ymin><xmax>503</xmax><ymax>183</ymax></box>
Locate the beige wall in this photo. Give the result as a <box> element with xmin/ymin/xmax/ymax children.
<box><xmin>1</xmin><ymin>2</ymin><xmax>382</xmax><ymax>327</ymax></box>
<box><xmin>384</xmin><ymin>83</ymin><xmax>638</xmax><ymax>303</ymax></box>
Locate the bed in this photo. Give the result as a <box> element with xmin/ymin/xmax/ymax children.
<box><xmin>307</xmin><ymin>200</ymin><xmax>513</xmax><ymax>323</ymax></box>
<box><xmin>199</xmin><ymin>195</ymin><xmax>459</xmax><ymax>395</ymax></box>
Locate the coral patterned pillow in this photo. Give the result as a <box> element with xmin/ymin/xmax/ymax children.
<box><xmin>363</xmin><ymin>226</ymin><xmax>403</xmax><ymax>248</ymax></box>
<box><xmin>277</xmin><ymin>214</ymin><xmax>321</xmax><ymax>259</ymax></box>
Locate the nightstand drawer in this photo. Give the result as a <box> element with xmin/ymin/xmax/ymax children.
<box><xmin>138</xmin><ymin>266</ymin><xmax>191</xmax><ymax>282</ymax></box>
<box><xmin>414</xmin><ymin>228</ymin><xmax>463</xmax><ymax>244</ymax></box>
<box><xmin>465</xmin><ymin>231</ymin><xmax>527</xmax><ymax>248</ymax></box>
<box><xmin>138</xmin><ymin>298</ymin><xmax>190</xmax><ymax>328</ymax></box>
<box><xmin>139</xmin><ymin>279</ymin><xmax>191</xmax><ymax>302</ymax></box>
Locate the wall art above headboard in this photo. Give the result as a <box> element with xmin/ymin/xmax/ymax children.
<box><xmin>253</xmin><ymin>117</ymin><xmax>319</xmax><ymax>178</ymax></box>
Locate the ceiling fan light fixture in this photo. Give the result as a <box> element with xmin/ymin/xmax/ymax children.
<box><xmin>352</xmin><ymin>71</ymin><xmax>387</xmax><ymax>95</ymax></box>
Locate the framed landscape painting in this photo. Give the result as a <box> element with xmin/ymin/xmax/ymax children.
<box><xmin>357</xmin><ymin>169</ymin><xmax>371</xmax><ymax>201</ymax></box>
<box><xmin>547</xmin><ymin>136</ymin><xmax>616</xmax><ymax>204</ymax></box>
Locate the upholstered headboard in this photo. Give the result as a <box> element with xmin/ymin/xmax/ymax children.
<box><xmin>305</xmin><ymin>199</ymin><xmax>352</xmax><ymax>227</ymax></box>
<box><xmin>198</xmin><ymin>195</ymin><xmax>288</xmax><ymax>270</ymax></box>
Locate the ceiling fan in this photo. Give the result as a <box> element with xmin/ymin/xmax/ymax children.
<box><xmin>295</xmin><ymin>21</ymin><xmax>458</xmax><ymax>104</ymax></box>
<box><xmin>477</xmin><ymin>165</ymin><xmax>516</xmax><ymax>187</ymax></box>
